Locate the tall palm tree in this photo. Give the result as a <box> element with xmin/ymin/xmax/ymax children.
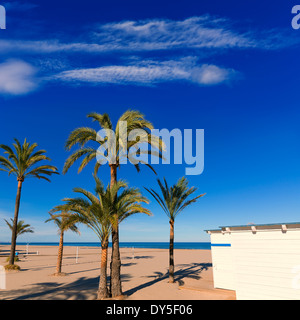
<box><xmin>63</xmin><ymin>110</ymin><xmax>163</xmax><ymax>297</ymax></box>
<box><xmin>51</xmin><ymin>176</ymin><xmax>151</xmax><ymax>299</ymax></box>
<box><xmin>45</xmin><ymin>212</ymin><xmax>79</xmax><ymax>275</ymax></box>
<box><xmin>4</xmin><ymin>218</ymin><xmax>34</xmax><ymax>239</ymax></box>
<box><xmin>145</xmin><ymin>177</ymin><xmax>205</xmax><ymax>283</ymax></box>
<box><xmin>0</xmin><ymin>138</ymin><xmax>59</xmax><ymax>266</ymax></box>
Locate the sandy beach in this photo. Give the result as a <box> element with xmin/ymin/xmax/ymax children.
<box><xmin>0</xmin><ymin>245</ymin><xmax>235</xmax><ymax>300</ymax></box>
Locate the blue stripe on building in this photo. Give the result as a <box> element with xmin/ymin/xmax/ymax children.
<box><xmin>211</xmin><ymin>243</ymin><xmax>231</xmax><ymax>247</ymax></box>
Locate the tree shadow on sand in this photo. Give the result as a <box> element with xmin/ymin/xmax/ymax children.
<box><xmin>0</xmin><ymin>274</ymin><xmax>132</xmax><ymax>300</ymax></box>
<box><xmin>122</xmin><ymin>262</ymin><xmax>137</xmax><ymax>267</ymax></box>
<box><xmin>122</xmin><ymin>255</ymin><xmax>154</xmax><ymax>260</ymax></box>
<box><xmin>0</xmin><ymin>261</ymin><xmax>212</xmax><ymax>300</ymax></box>
<box><xmin>124</xmin><ymin>262</ymin><xmax>212</xmax><ymax>296</ymax></box>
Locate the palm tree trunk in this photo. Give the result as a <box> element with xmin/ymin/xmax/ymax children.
<box><xmin>109</xmin><ymin>164</ymin><xmax>123</xmax><ymax>297</ymax></box>
<box><xmin>110</xmin><ymin>164</ymin><xmax>117</xmax><ymax>186</ymax></box>
<box><xmin>97</xmin><ymin>240</ymin><xmax>109</xmax><ymax>299</ymax></box>
<box><xmin>56</xmin><ymin>231</ymin><xmax>64</xmax><ymax>274</ymax></box>
<box><xmin>8</xmin><ymin>178</ymin><xmax>23</xmax><ymax>265</ymax></box>
<box><xmin>169</xmin><ymin>219</ymin><xmax>175</xmax><ymax>283</ymax></box>
<box><xmin>110</xmin><ymin>222</ymin><xmax>122</xmax><ymax>297</ymax></box>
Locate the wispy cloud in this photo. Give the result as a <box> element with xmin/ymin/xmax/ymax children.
<box><xmin>0</xmin><ymin>40</ymin><xmax>95</xmax><ymax>54</ymax></box>
<box><xmin>91</xmin><ymin>16</ymin><xmax>300</xmax><ymax>51</ymax></box>
<box><xmin>0</xmin><ymin>15</ymin><xmax>296</xmax><ymax>95</ymax></box>
<box><xmin>0</xmin><ymin>16</ymin><xmax>295</xmax><ymax>55</ymax></box>
<box><xmin>92</xmin><ymin>16</ymin><xmax>255</xmax><ymax>51</ymax></box>
<box><xmin>0</xmin><ymin>60</ymin><xmax>38</xmax><ymax>95</ymax></box>
<box><xmin>54</xmin><ymin>57</ymin><xmax>236</xmax><ymax>86</ymax></box>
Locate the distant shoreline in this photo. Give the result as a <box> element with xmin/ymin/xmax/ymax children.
<box><xmin>0</xmin><ymin>241</ymin><xmax>211</xmax><ymax>250</ymax></box>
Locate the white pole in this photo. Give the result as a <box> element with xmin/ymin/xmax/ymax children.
<box><xmin>76</xmin><ymin>247</ymin><xmax>79</xmax><ymax>263</ymax></box>
<box><xmin>26</xmin><ymin>243</ymin><xmax>29</xmax><ymax>255</ymax></box>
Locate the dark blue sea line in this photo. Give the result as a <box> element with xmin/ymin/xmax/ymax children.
<box><xmin>0</xmin><ymin>242</ymin><xmax>211</xmax><ymax>250</ymax></box>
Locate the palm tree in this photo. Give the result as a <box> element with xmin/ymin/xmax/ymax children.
<box><xmin>145</xmin><ymin>177</ymin><xmax>205</xmax><ymax>283</ymax></box>
<box><xmin>51</xmin><ymin>176</ymin><xmax>151</xmax><ymax>299</ymax></box>
<box><xmin>4</xmin><ymin>218</ymin><xmax>34</xmax><ymax>238</ymax></box>
<box><xmin>4</xmin><ymin>219</ymin><xmax>34</xmax><ymax>261</ymax></box>
<box><xmin>45</xmin><ymin>212</ymin><xmax>79</xmax><ymax>275</ymax></box>
<box><xmin>63</xmin><ymin>110</ymin><xmax>163</xmax><ymax>297</ymax></box>
<box><xmin>0</xmin><ymin>138</ymin><xmax>59</xmax><ymax>266</ymax></box>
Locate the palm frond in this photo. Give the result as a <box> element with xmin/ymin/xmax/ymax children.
<box><xmin>54</xmin><ymin>176</ymin><xmax>151</xmax><ymax>243</ymax></box>
<box><xmin>65</xmin><ymin>127</ymin><xmax>98</xmax><ymax>150</ymax></box>
<box><xmin>146</xmin><ymin>177</ymin><xmax>205</xmax><ymax>221</ymax></box>
<box><xmin>63</xmin><ymin>110</ymin><xmax>163</xmax><ymax>176</ymax></box>
<box><xmin>0</xmin><ymin>139</ymin><xmax>58</xmax><ymax>181</ymax></box>
<box><xmin>63</xmin><ymin>147</ymin><xmax>96</xmax><ymax>174</ymax></box>
<box><xmin>87</xmin><ymin>112</ymin><xmax>113</xmax><ymax>130</ymax></box>
<box><xmin>5</xmin><ymin>218</ymin><xmax>34</xmax><ymax>237</ymax></box>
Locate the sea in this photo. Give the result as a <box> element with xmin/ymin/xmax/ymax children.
<box><xmin>0</xmin><ymin>242</ymin><xmax>211</xmax><ymax>250</ymax></box>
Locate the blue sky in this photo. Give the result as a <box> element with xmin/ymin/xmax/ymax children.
<box><xmin>0</xmin><ymin>0</ymin><xmax>300</xmax><ymax>243</ymax></box>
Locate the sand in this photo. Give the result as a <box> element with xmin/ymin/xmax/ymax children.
<box><xmin>0</xmin><ymin>245</ymin><xmax>235</xmax><ymax>300</ymax></box>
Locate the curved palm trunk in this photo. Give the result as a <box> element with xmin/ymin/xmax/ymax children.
<box><xmin>97</xmin><ymin>240</ymin><xmax>109</xmax><ymax>299</ymax></box>
<box><xmin>56</xmin><ymin>230</ymin><xmax>64</xmax><ymax>274</ymax></box>
<box><xmin>109</xmin><ymin>164</ymin><xmax>123</xmax><ymax>297</ymax></box>
<box><xmin>169</xmin><ymin>219</ymin><xmax>175</xmax><ymax>283</ymax></box>
<box><xmin>8</xmin><ymin>178</ymin><xmax>23</xmax><ymax>265</ymax></box>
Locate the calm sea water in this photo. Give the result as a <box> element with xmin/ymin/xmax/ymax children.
<box><xmin>1</xmin><ymin>242</ymin><xmax>211</xmax><ymax>250</ymax></box>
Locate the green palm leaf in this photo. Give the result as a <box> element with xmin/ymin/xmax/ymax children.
<box><xmin>63</xmin><ymin>110</ymin><xmax>164</xmax><ymax>174</ymax></box>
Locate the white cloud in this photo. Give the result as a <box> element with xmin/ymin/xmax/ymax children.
<box><xmin>190</xmin><ymin>64</ymin><xmax>233</xmax><ymax>85</ymax></box>
<box><xmin>0</xmin><ymin>40</ymin><xmax>89</xmax><ymax>54</ymax></box>
<box><xmin>0</xmin><ymin>16</ymin><xmax>291</xmax><ymax>92</ymax></box>
<box><xmin>0</xmin><ymin>16</ymin><xmax>293</xmax><ymax>56</ymax></box>
<box><xmin>0</xmin><ymin>60</ymin><xmax>38</xmax><ymax>95</ymax></box>
<box><xmin>0</xmin><ymin>57</ymin><xmax>235</xmax><ymax>95</ymax></box>
<box><xmin>88</xmin><ymin>16</ymin><xmax>299</xmax><ymax>52</ymax></box>
<box><xmin>54</xmin><ymin>57</ymin><xmax>235</xmax><ymax>86</ymax></box>
<box><xmin>92</xmin><ymin>16</ymin><xmax>254</xmax><ymax>51</ymax></box>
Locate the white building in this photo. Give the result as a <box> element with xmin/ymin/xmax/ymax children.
<box><xmin>206</xmin><ymin>222</ymin><xmax>300</xmax><ymax>300</ymax></box>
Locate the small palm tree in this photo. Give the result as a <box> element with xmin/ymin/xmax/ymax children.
<box><xmin>145</xmin><ymin>177</ymin><xmax>205</xmax><ymax>283</ymax></box>
<box><xmin>0</xmin><ymin>138</ymin><xmax>59</xmax><ymax>266</ymax></box>
<box><xmin>45</xmin><ymin>212</ymin><xmax>79</xmax><ymax>275</ymax></box>
<box><xmin>63</xmin><ymin>110</ymin><xmax>163</xmax><ymax>297</ymax></box>
<box><xmin>4</xmin><ymin>218</ymin><xmax>34</xmax><ymax>238</ymax></box>
<box><xmin>51</xmin><ymin>176</ymin><xmax>151</xmax><ymax>299</ymax></box>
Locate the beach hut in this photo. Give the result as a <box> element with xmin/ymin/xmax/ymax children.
<box><xmin>206</xmin><ymin>222</ymin><xmax>300</xmax><ymax>300</ymax></box>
